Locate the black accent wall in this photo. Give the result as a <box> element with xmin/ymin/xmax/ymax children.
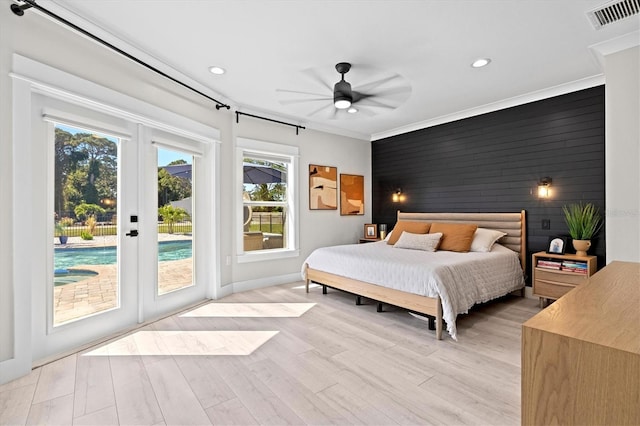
<box><xmin>372</xmin><ymin>86</ymin><xmax>605</xmax><ymax>282</ymax></box>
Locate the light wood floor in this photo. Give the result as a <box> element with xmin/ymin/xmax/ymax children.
<box><xmin>0</xmin><ymin>281</ymin><xmax>540</xmax><ymax>425</ymax></box>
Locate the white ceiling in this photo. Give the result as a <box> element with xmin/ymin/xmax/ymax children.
<box><xmin>45</xmin><ymin>0</ymin><xmax>639</xmax><ymax>140</ymax></box>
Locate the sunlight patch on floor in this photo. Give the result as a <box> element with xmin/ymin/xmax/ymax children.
<box><xmin>291</xmin><ymin>283</ymin><xmax>321</xmax><ymax>290</ymax></box>
<box><xmin>83</xmin><ymin>330</ymin><xmax>279</xmax><ymax>356</ymax></box>
<box><xmin>180</xmin><ymin>302</ymin><xmax>316</xmax><ymax>318</ymax></box>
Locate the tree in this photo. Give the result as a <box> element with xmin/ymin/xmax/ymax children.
<box><xmin>74</xmin><ymin>203</ymin><xmax>106</xmax><ymax>222</ymax></box>
<box><xmin>157</xmin><ymin>168</ymin><xmax>191</xmax><ymax>207</ymax></box>
<box><xmin>54</xmin><ymin>127</ymin><xmax>117</xmax><ymax>217</ymax></box>
<box><xmin>158</xmin><ymin>204</ymin><xmax>189</xmax><ymax>234</ymax></box>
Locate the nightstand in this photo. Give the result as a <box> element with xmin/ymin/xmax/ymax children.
<box><xmin>532</xmin><ymin>251</ymin><xmax>597</xmax><ymax>307</ymax></box>
<box><xmin>359</xmin><ymin>238</ymin><xmax>381</xmax><ymax>243</ymax></box>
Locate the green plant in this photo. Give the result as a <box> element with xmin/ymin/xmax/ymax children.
<box><xmin>86</xmin><ymin>215</ymin><xmax>98</xmax><ymax>234</ymax></box>
<box><xmin>74</xmin><ymin>203</ymin><xmax>105</xmax><ymax>222</ymax></box>
<box><xmin>158</xmin><ymin>204</ymin><xmax>189</xmax><ymax>234</ymax></box>
<box><xmin>562</xmin><ymin>202</ymin><xmax>602</xmax><ymax>240</ymax></box>
<box><xmin>55</xmin><ymin>217</ymin><xmax>74</xmax><ymax>236</ymax></box>
<box><xmin>80</xmin><ymin>230</ymin><xmax>94</xmax><ymax>240</ymax></box>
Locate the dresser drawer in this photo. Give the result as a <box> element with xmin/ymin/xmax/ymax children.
<box><xmin>534</xmin><ymin>268</ymin><xmax>588</xmax><ymax>285</ymax></box>
<box><xmin>533</xmin><ymin>279</ymin><xmax>576</xmax><ymax>300</ymax></box>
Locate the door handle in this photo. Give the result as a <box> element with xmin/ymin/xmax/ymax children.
<box><xmin>126</xmin><ymin>230</ymin><xmax>139</xmax><ymax>237</ymax></box>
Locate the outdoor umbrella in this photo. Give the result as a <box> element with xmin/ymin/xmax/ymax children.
<box><xmin>243</xmin><ymin>162</ymin><xmax>286</xmax><ymax>184</ymax></box>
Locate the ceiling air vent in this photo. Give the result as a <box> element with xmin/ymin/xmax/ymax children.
<box><xmin>587</xmin><ymin>0</ymin><xmax>639</xmax><ymax>29</ymax></box>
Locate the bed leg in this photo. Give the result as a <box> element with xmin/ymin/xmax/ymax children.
<box><xmin>377</xmin><ymin>302</ymin><xmax>383</xmax><ymax>312</ymax></box>
<box><xmin>304</xmin><ymin>263</ymin><xmax>309</xmax><ymax>293</ymax></box>
<box><xmin>322</xmin><ymin>285</ymin><xmax>327</xmax><ymax>295</ymax></box>
<box><xmin>435</xmin><ymin>298</ymin><xmax>443</xmax><ymax>340</ymax></box>
<box><xmin>428</xmin><ymin>317</ymin><xmax>436</xmax><ymax>330</ymax></box>
<box><xmin>356</xmin><ymin>295</ymin><xmax>362</xmax><ymax>305</ymax></box>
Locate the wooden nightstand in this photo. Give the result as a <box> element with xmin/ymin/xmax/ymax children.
<box><xmin>359</xmin><ymin>238</ymin><xmax>381</xmax><ymax>243</ymax></box>
<box><xmin>532</xmin><ymin>251</ymin><xmax>597</xmax><ymax>307</ymax></box>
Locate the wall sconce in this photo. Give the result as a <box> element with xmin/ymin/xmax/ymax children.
<box><xmin>538</xmin><ymin>177</ymin><xmax>552</xmax><ymax>198</ymax></box>
<box><xmin>392</xmin><ymin>188</ymin><xmax>405</xmax><ymax>203</ymax></box>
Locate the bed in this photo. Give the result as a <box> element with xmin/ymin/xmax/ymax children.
<box><xmin>302</xmin><ymin>211</ymin><xmax>526</xmax><ymax>340</ymax></box>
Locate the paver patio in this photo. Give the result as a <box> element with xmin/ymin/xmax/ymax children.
<box><xmin>53</xmin><ymin>234</ymin><xmax>193</xmax><ymax>324</ymax></box>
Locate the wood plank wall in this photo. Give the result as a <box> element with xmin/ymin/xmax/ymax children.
<box><xmin>371</xmin><ymin>86</ymin><xmax>605</xmax><ymax>281</ymax></box>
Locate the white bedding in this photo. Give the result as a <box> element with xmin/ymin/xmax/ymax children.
<box><xmin>301</xmin><ymin>241</ymin><xmax>524</xmax><ymax>340</ymax></box>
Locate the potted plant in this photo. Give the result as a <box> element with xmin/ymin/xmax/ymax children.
<box><xmin>55</xmin><ymin>217</ymin><xmax>74</xmax><ymax>245</ymax></box>
<box><xmin>562</xmin><ymin>202</ymin><xmax>602</xmax><ymax>256</ymax></box>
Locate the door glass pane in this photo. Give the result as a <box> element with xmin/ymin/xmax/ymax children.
<box><xmin>242</xmin><ymin>157</ymin><xmax>288</xmax><ymax>251</ymax></box>
<box><xmin>157</xmin><ymin>148</ymin><xmax>193</xmax><ymax>295</ymax></box>
<box><xmin>53</xmin><ymin>124</ymin><xmax>119</xmax><ymax>325</ymax></box>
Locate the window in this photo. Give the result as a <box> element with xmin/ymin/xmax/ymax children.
<box><xmin>237</xmin><ymin>138</ymin><xmax>299</xmax><ymax>262</ymax></box>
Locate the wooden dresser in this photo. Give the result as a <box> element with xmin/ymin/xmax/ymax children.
<box><xmin>522</xmin><ymin>261</ymin><xmax>640</xmax><ymax>426</ymax></box>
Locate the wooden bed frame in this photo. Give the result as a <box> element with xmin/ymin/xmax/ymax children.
<box><xmin>304</xmin><ymin>210</ymin><xmax>527</xmax><ymax>340</ymax></box>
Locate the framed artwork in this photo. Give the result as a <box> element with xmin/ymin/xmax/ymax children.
<box><xmin>340</xmin><ymin>174</ymin><xmax>364</xmax><ymax>215</ymax></box>
<box><xmin>364</xmin><ymin>224</ymin><xmax>378</xmax><ymax>239</ymax></box>
<box><xmin>309</xmin><ymin>164</ymin><xmax>337</xmax><ymax>210</ymax></box>
<box><xmin>547</xmin><ymin>236</ymin><xmax>567</xmax><ymax>255</ymax></box>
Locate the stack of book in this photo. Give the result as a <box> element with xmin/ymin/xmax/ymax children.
<box><xmin>537</xmin><ymin>259</ymin><xmax>563</xmax><ymax>270</ymax></box>
<box><xmin>561</xmin><ymin>261</ymin><xmax>588</xmax><ymax>274</ymax></box>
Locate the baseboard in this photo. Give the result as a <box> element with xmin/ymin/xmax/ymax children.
<box><xmin>231</xmin><ymin>272</ymin><xmax>303</xmax><ymax>293</ymax></box>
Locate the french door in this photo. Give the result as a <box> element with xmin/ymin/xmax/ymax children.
<box><xmin>31</xmin><ymin>97</ymin><xmax>208</xmax><ymax>361</ymax></box>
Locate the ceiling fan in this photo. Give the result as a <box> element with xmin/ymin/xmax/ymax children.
<box><xmin>276</xmin><ymin>62</ymin><xmax>411</xmax><ymax>119</ymax></box>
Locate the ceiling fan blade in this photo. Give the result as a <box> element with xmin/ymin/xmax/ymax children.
<box><xmin>308</xmin><ymin>103</ymin><xmax>334</xmax><ymax>117</ymax></box>
<box><xmin>355</xmin><ymin>97</ymin><xmax>397</xmax><ymax>109</ymax></box>
<box><xmin>367</xmin><ymin>85</ymin><xmax>412</xmax><ymax>97</ymax></box>
<box><xmin>301</xmin><ymin>67</ymin><xmax>333</xmax><ymax>92</ymax></box>
<box><xmin>354</xmin><ymin>107</ymin><xmax>377</xmax><ymax>117</ymax></box>
<box><xmin>353</xmin><ymin>74</ymin><xmax>402</xmax><ymax>93</ymax></box>
<box><xmin>276</xmin><ymin>88</ymin><xmax>330</xmax><ymax>98</ymax></box>
<box><xmin>280</xmin><ymin>97</ymin><xmax>332</xmax><ymax>105</ymax></box>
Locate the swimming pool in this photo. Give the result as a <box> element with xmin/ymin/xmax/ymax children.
<box><xmin>54</xmin><ymin>269</ymin><xmax>98</xmax><ymax>286</ymax></box>
<box><xmin>54</xmin><ymin>240</ymin><xmax>192</xmax><ymax>270</ymax></box>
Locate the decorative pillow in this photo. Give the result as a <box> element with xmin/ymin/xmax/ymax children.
<box><xmin>387</xmin><ymin>221</ymin><xmax>431</xmax><ymax>245</ymax></box>
<box><xmin>394</xmin><ymin>232</ymin><xmax>442</xmax><ymax>252</ymax></box>
<box><xmin>429</xmin><ymin>222</ymin><xmax>478</xmax><ymax>252</ymax></box>
<box><xmin>470</xmin><ymin>228</ymin><xmax>507</xmax><ymax>252</ymax></box>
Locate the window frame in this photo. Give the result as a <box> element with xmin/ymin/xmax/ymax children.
<box><xmin>236</xmin><ymin>138</ymin><xmax>299</xmax><ymax>263</ymax></box>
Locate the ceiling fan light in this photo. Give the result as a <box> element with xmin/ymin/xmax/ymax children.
<box><xmin>347</xmin><ymin>107</ymin><xmax>358</xmax><ymax>114</ymax></box>
<box><xmin>334</xmin><ymin>98</ymin><xmax>351</xmax><ymax>109</ymax></box>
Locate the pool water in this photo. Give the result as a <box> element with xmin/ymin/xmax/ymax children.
<box><xmin>54</xmin><ymin>240</ymin><xmax>192</xmax><ymax>270</ymax></box>
<box><xmin>54</xmin><ymin>269</ymin><xmax>98</xmax><ymax>286</ymax></box>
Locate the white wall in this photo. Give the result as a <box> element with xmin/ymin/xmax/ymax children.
<box><xmin>0</xmin><ymin>5</ymin><xmax>369</xmax><ymax>383</ymax></box>
<box><xmin>604</xmin><ymin>45</ymin><xmax>640</xmax><ymax>263</ymax></box>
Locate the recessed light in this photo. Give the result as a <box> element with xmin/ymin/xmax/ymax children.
<box><xmin>347</xmin><ymin>107</ymin><xmax>358</xmax><ymax>114</ymax></box>
<box><xmin>208</xmin><ymin>66</ymin><xmax>226</xmax><ymax>75</ymax></box>
<box><xmin>471</xmin><ymin>58</ymin><xmax>491</xmax><ymax>68</ymax></box>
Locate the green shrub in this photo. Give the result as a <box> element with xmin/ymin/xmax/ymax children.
<box><xmin>80</xmin><ymin>230</ymin><xmax>94</xmax><ymax>240</ymax></box>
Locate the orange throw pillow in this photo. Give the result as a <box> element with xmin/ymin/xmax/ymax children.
<box><xmin>387</xmin><ymin>221</ymin><xmax>431</xmax><ymax>245</ymax></box>
<box><xmin>429</xmin><ymin>223</ymin><xmax>478</xmax><ymax>252</ymax></box>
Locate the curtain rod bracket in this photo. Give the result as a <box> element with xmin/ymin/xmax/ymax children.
<box><xmin>10</xmin><ymin>1</ymin><xmax>33</xmax><ymax>16</ymax></box>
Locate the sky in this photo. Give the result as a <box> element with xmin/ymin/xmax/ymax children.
<box><xmin>55</xmin><ymin>124</ymin><xmax>192</xmax><ymax>166</ymax></box>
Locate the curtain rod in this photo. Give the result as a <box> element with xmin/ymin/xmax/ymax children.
<box><xmin>11</xmin><ymin>0</ymin><xmax>231</xmax><ymax>110</ymax></box>
<box><xmin>236</xmin><ymin>111</ymin><xmax>305</xmax><ymax>135</ymax></box>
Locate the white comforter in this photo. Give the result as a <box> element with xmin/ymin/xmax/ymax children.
<box><xmin>301</xmin><ymin>241</ymin><xmax>524</xmax><ymax>340</ymax></box>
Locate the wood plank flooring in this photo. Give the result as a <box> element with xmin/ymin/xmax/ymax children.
<box><xmin>0</xmin><ymin>281</ymin><xmax>540</xmax><ymax>425</ymax></box>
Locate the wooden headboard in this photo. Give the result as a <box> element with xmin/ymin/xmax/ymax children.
<box><xmin>397</xmin><ymin>210</ymin><xmax>527</xmax><ymax>271</ymax></box>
